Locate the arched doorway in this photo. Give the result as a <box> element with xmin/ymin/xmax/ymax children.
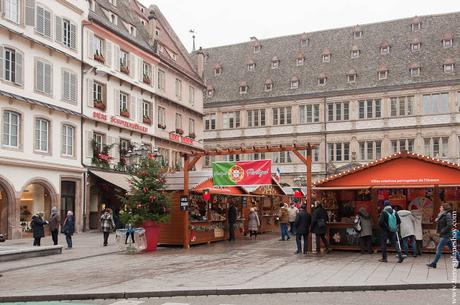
<box><xmin>0</xmin><ymin>177</ymin><xmax>15</xmax><ymax>239</ymax></box>
<box><xmin>19</xmin><ymin>180</ymin><xmax>57</xmax><ymax>237</ymax></box>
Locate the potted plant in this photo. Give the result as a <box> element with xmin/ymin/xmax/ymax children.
<box><xmin>120</xmin><ymin>60</ymin><xmax>130</xmax><ymax>74</ymax></box>
<box><xmin>94</xmin><ymin>50</ymin><xmax>105</xmax><ymax>63</ymax></box>
<box><xmin>157</xmin><ymin>123</ymin><xmax>166</xmax><ymax>129</ymax></box>
<box><xmin>176</xmin><ymin>128</ymin><xmax>184</xmax><ymax>135</ymax></box>
<box><xmin>120</xmin><ymin>157</ymin><xmax>171</xmax><ymax>252</ymax></box>
<box><xmin>120</xmin><ymin>107</ymin><xmax>130</xmax><ymax>118</ymax></box>
<box><xmin>188</xmin><ymin>132</ymin><xmax>196</xmax><ymax>139</ymax></box>
<box><xmin>91</xmin><ymin>140</ymin><xmax>114</xmax><ymax>169</ymax></box>
<box><xmin>143</xmin><ymin>115</ymin><xmax>152</xmax><ymax>125</ymax></box>
<box><xmin>143</xmin><ymin>74</ymin><xmax>151</xmax><ymax>85</ymax></box>
<box><xmin>94</xmin><ymin>100</ymin><xmax>106</xmax><ymax>111</ymax></box>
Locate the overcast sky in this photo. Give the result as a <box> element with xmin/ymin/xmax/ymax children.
<box><xmin>139</xmin><ymin>0</ymin><xmax>460</xmax><ymax>51</ymax></box>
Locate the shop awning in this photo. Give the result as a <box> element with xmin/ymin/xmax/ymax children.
<box><xmin>315</xmin><ymin>151</ymin><xmax>460</xmax><ymax>189</ymax></box>
<box><xmin>193</xmin><ymin>177</ymin><xmax>246</xmax><ymax>195</ymax></box>
<box><xmin>90</xmin><ymin>170</ymin><xmax>131</xmax><ymax>192</ymax></box>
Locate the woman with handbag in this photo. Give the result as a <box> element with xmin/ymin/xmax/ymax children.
<box><xmin>100</xmin><ymin>208</ymin><xmax>116</xmax><ymax>246</ymax></box>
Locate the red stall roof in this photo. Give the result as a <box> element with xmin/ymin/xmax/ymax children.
<box><xmin>315</xmin><ymin>151</ymin><xmax>460</xmax><ymax>189</ymax></box>
<box><xmin>192</xmin><ymin>177</ymin><xmax>247</xmax><ymax>195</ymax></box>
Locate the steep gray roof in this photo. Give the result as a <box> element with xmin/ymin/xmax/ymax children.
<box><xmin>202</xmin><ymin>12</ymin><xmax>460</xmax><ymax>105</ymax></box>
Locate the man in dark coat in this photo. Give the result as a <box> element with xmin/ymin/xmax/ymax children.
<box><xmin>378</xmin><ymin>200</ymin><xmax>404</xmax><ymax>263</ymax></box>
<box><xmin>228</xmin><ymin>203</ymin><xmax>237</xmax><ymax>241</ymax></box>
<box><xmin>31</xmin><ymin>212</ymin><xmax>47</xmax><ymax>246</ymax></box>
<box><xmin>49</xmin><ymin>207</ymin><xmax>60</xmax><ymax>246</ymax></box>
<box><xmin>294</xmin><ymin>204</ymin><xmax>311</xmax><ymax>254</ymax></box>
<box><xmin>311</xmin><ymin>201</ymin><xmax>330</xmax><ymax>254</ymax></box>
<box><xmin>62</xmin><ymin>211</ymin><xmax>75</xmax><ymax>249</ymax></box>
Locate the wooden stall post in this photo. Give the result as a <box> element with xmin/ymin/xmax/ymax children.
<box><xmin>306</xmin><ymin>143</ymin><xmax>312</xmax><ymax>211</ymax></box>
<box><xmin>183</xmin><ymin>155</ymin><xmax>190</xmax><ymax>248</ymax></box>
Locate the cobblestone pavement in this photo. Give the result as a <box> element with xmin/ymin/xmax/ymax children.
<box><xmin>3</xmin><ymin>289</ymin><xmax>454</xmax><ymax>305</ymax></box>
<box><xmin>0</xmin><ymin>232</ymin><xmax>458</xmax><ymax>299</ymax></box>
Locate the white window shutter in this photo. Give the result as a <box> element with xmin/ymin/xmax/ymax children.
<box><xmin>111</xmin><ymin>137</ymin><xmax>119</xmax><ymax>161</ymax></box>
<box><xmin>0</xmin><ymin>46</ymin><xmax>3</xmax><ymax>80</ymax></box>
<box><xmin>14</xmin><ymin>51</ymin><xmax>23</xmax><ymax>85</ymax></box>
<box><xmin>113</xmin><ymin>44</ymin><xmax>120</xmax><ymax>71</ymax></box>
<box><xmin>137</xmin><ymin>97</ymin><xmax>143</xmax><ymax>123</ymax></box>
<box><xmin>137</xmin><ymin>57</ymin><xmax>143</xmax><ymax>81</ymax></box>
<box><xmin>130</xmin><ymin>96</ymin><xmax>136</xmax><ymax>121</ymax></box>
<box><xmin>105</xmin><ymin>41</ymin><xmax>112</xmax><ymax>68</ymax></box>
<box><xmin>70</xmin><ymin>23</ymin><xmax>77</xmax><ymax>50</ymax></box>
<box><xmin>44</xmin><ymin>8</ymin><xmax>51</xmax><ymax>37</ymax></box>
<box><xmin>86</xmin><ymin>130</ymin><xmax>93</xmax><ymax>158</ymax></box>
<box><xmin>70</xmin><ymin>72</ymin><xmax>77</xmax><ymax>102</ymax></box>
<box><xmin>87</xmin><ymin>30</ymin><xmax>94</xmax><ymax>59</ymax></box>
<box><xmin>44</xmin><ymin>63</ymin><xmax>52</xmax><ymax>95</ymax></box>
<box><xmin>35</xmin><ymin>60</ymin><xmax>42</xmax><ymax>91</ymax></box>
<box><xmin>25</xmin><ymin>0</ymin><xmax>35</xmax><ymax>26</ymax></box>
<box><xmin>55</xmin><ymin>16</ymin><xmax>62</xmax><ymax>43</ymax></box>
<box><xmin>114</xmin><ymin>89</ymin><xmax>120</xmax><ymax>115</ymax></box>
<box><xmin>86</xmin><ymin>78</ymin><xmax>94</xmax><ymax>107</ymax></box>
<box><xmin>129</xmin><ymin>54</ymin><xmax>136</xmax><ymax>78</ymax></box>
<box><xmin>62</xmin><ymin>70</ymin><xmax>69</xmax><ymax>100</ymax></box>
<box><xmin>36</xmin><ymin>6</ymin><xmax>44</xmax><ymax>34</ymax></box>
<box><xmin>0</xmin><ymin>0</ymin><xmax>3</xmax><ymax>14</ymax></box>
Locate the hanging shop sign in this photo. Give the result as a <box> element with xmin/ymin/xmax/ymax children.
<box><xmin>212</xmin><ymin>160</ymin><xmax>272</xmax><ymax>186</ymax></box>
<box><xmin>169</xmin><ymin>132</ymin><xmax>194</xmax><ymax>145</ymax></box>
<box><xmin>111</xmin><ymin>116</ymin><xmax>148</xmax><ymax>133</ymax></box>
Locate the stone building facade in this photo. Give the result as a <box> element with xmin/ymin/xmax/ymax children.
<box><xmin>201</xmin><ymin>13</ymin><xmax>460</xmax><ymax>185</ymax></box>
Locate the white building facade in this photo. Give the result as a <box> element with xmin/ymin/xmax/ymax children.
<box><xmin>0</xmin><ymin>0</ymin><xmax>88</xmax><ymax>238</ymax></box>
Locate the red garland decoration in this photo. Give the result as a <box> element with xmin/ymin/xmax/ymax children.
<box><xmin>203</xmin><ymin>189</ymin><xmax>211</xmax><ymax>202</ymax></box>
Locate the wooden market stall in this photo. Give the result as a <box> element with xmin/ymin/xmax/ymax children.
<box><xmin>158</xmin><ymin>171</ymin><xmax>249</xmax><ymax>246</ymax></box>
<box><xmin>314</xmin><ymin>151</ymin><xmax>460</xmax><ymax>252</ymax></box>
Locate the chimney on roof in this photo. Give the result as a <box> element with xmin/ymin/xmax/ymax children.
<box><xmin>196</xmin><ymin>47</ymin><xmax>204</xmax><ymax>79</ymax></box>
<box><xmin>147</xmin><ymin>7</ymin><xmax>158</xmax><ymax>42</ymax></box>
<box><xmin>250</xmin><ymin>36</ymin><xmax>258</xmax><ymax>41</ymax></box>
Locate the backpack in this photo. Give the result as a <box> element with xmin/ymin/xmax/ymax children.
<box><xmin>386</xmin><ymin>210</ymin><xmax>397</xmax><ymax>232</ymax></box>
<box><xmin>353</xmin><ymin>216</ymin><xmax>362</xmax><ymax>233</ymax></box>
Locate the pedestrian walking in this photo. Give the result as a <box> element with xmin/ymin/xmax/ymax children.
<box><xmin>311</xmin><ymin>201</ymin><xmax>330</xmax><ymax>253</ymax></box>
<box><xmin>288</xmin><ymin>203</ymin><xmax>299</xmax><ymax>235</ymax></box>
<box><xmin>49</xmin><ymin>207</ymin><xmax>60</xmax><ymax>245</ymax></box>
<box><xmin>278</xmin><ymin>203</ymin><xmax>290</xmax><ymax>241</ymax></box>
<box><xmin>62</xmin><ymin>210</ymin><xmax>75</xmax><ymax>249</ymax></box>
<box><xmin>100</xmin><ymin>208</ymin><xmax>115</xmax><ymax>246</ymax></box>
<box><xmin>247</xmin><ymin>208</ymin><xmax>260</xmax><ymax>239</ymax></box>
<box><xmin>397</xmin><ymin>209</ymin><xmax>417</xmax><ymax>257</ymax></box>
<box><xmin>411</xmin><ymin>209</ymin><xmax>423</xmax><ymax>256</ymax></box>
<box><xmin>228</xmin><ymin>203</ymin><xmax>237</xmax><ymax>241</ymax></box>
<box><xmin>294</xmin><ymin>204</ymin><xmax>311</xmax><ymax>254</ymax></box>
<box><xmin>31</xmin><ymin>212</ymin><xmax>47</xmax><ymax>246</ymax></box>
<box><xmin>378</xmin><ymin>200</ymin><xmax>404</xmax><ymax>263</ymax></box>
<box><xmin>356</xmin><ymin>207</ymin><xmax>373</xmax><ymax>254</ymax></box>
<box><xmin>427</xmin><ymin>203</ymin><xmax>460</xmax><ymax>268</ymax></box>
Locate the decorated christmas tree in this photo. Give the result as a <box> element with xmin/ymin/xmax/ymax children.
<box><xmin>120</xmin><ymin>156</ymin><xmax>171</xmax><ymax>226</ymax></box>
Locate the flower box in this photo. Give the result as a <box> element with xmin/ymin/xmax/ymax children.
<box><xmin>94</xmin><ymin>101</ymin><xmax>106</xmax><ymax>111</ymax></box>
<box><xmin>120</xmin><ymin>65</ymin><xmax>130</xmax><ymax>75</ymax></box>
<box><xmin>157</xmin><ymin>124</ymin><xmax>166</xmax><ymax>129</ymax></box>
<box><xmin>176</xmin><ymin>128</ymin><xmax>184</xmax><ymax>135</ymax></box>
<box><xmin>188</xmin><ymin>133</ymin><xmax>196</xmax><ymax>139</ymax></box>
<box><xmin>120</xmin><ymin>110</ymin><xmax>130</xmax><ymax>118</ymax></box>
<box><xmin>94</xmin><ymin>54</ymin><xmax>105</xmax><ymax>63</ymax></box>
<box><xmin>143</xmin><ymin>117</ymin><xmax>152</xmax><ymax>125</ymax></box>
<box><xmin>143</xmin><ymin>75</ymin><xmax>151</xmax><ymax>85</ymax></box>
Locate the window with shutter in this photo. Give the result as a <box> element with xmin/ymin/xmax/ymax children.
<box><xmin>2</xmin><ymin>111</ymin><xmax>20</xmax><ymax>148</ymax></box>
<box><xmin>5</xmin><ymin>0</ymin><xmax>20</xmax><ymax>24</ymax></box>
<box><xmin>62</xmin><ymin>70</ymin><xmax>76</xmax><ymax>102</ymax></box>
<box><xmin>63</xmin><ymin>19</ymin><xmax>71</xmax><ymax>48</ymax></box>
<box><xmin>35</xmin><ymin>59</ymin><xmax>52</xmax><ymax>95</ymax></box>
<box><xmin>4</xmin><ymin>48</ymin><xmax>16</xmax><ymax>83</ymax></box>
<box><xmin>55</xmin><ymin>16</ymin><xmax>62</xmax><ymax>43</ymax></box>
<box><xmin>25</xmin><ymin>0</ymin><xmax>35</xmax><ymax>26</ymax></box>
<box><xmin>0</xmin><ymin>46</ymin><xmax>4</xmax><ymax>80</ymax></box>
<box><xmin>62</xmin><ymin>125</ymin><xmax>74</xmax><ymax>157</ymax></box>
<box><xmin>70</xmin><ymin>23</ymin><xmax>77</xmax><ymax>49</ymax></box>
<box><xmin>35</xmin><ymin>118</ymin><xmax>49</xmax><ymax>153</ymax></box>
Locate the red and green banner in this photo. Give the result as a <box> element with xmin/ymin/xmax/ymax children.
<box><xmin>212</xmin><ymin>160</ymin><xmax>272</xmax><ymax>186</ymax></box>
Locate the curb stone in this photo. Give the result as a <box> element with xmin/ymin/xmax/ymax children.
<box><xmin>0</xmin><ymin>283</ymin><xmax>456</xmax><ymax>302</ymax></box>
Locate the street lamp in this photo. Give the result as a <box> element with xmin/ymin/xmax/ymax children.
<box><xmin>125</xmin><ymin>144</ymin><xmax>150</xmax><ymax>171</ymax></box>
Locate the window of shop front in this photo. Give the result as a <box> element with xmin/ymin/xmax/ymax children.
<box><xmin>327</xmin><ymin>102</ymin><xmax>349</xmax><ymax>121</ymax></box>
<box><xmin>62</xmin><ymin>124</ymin><xmax>74</xmax><ymax>157</ymax></box>
<box><xmin>247</xmin><ymin>109</ymin><xmax>265</xmax><ymax>127</ymax></box>
<box><xmin>328</xmin><ymin>142</ymin><xmax>350</xmax><ymax>162</ymax></box>
<box><xmin>358</xmin><ymin>99</ymin><xmax>381</xmax><ymax>119</ymax></box>
<box><xmin>273</xmin><ymin>151</ymin><xmax>292</xmax><ymax>164</ymax></box>
<box><xmin>222</xmin><ymin>111</ymin><xmax>240</xmax><ymax>129</ymax></box>
<box><xmin>34</xmin><ymin>118</ymin><xmax>49</xmax><ymax>153</ymax></box>
<box><xmin>2</xmin><ymin>110</ymin><xmax>20</xmax><ymax>148</ymax></box>
<box><xmin>272</xmin><ymin>107</ymin><xmax>292</xmax><ymax>125</ymax></box>
<box><xmin>204</xmin><ymin>113</ymin><xmax>216</xmax><ymax>130</ymax></box>
<box><xmin>390</xmin><ymin>96</ymin><xmax>414</xmax><ymax>117</ymax></box>
<box><xmin>423</xmin><ymin>93</ymin><xmax>449</xmax><ymax>114</ymax></box>
<box><xmin>359</xmin><ymin>141</ymin><xmax>381</xmax><ymax>160</ymax></box>
<box><xmin>299</xmin><ymin>104</ymin><xmax>320</xmax><ymax>123</ymax></box>
<box><xmin>424</xmin><ymin>137</ymin><xmax>448</xmax><ymax>158</ymax></box>
<box><xmin>391</xmin><ymin>139</ymin><xmax>414</xmax><ymax>153</ymax></box>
